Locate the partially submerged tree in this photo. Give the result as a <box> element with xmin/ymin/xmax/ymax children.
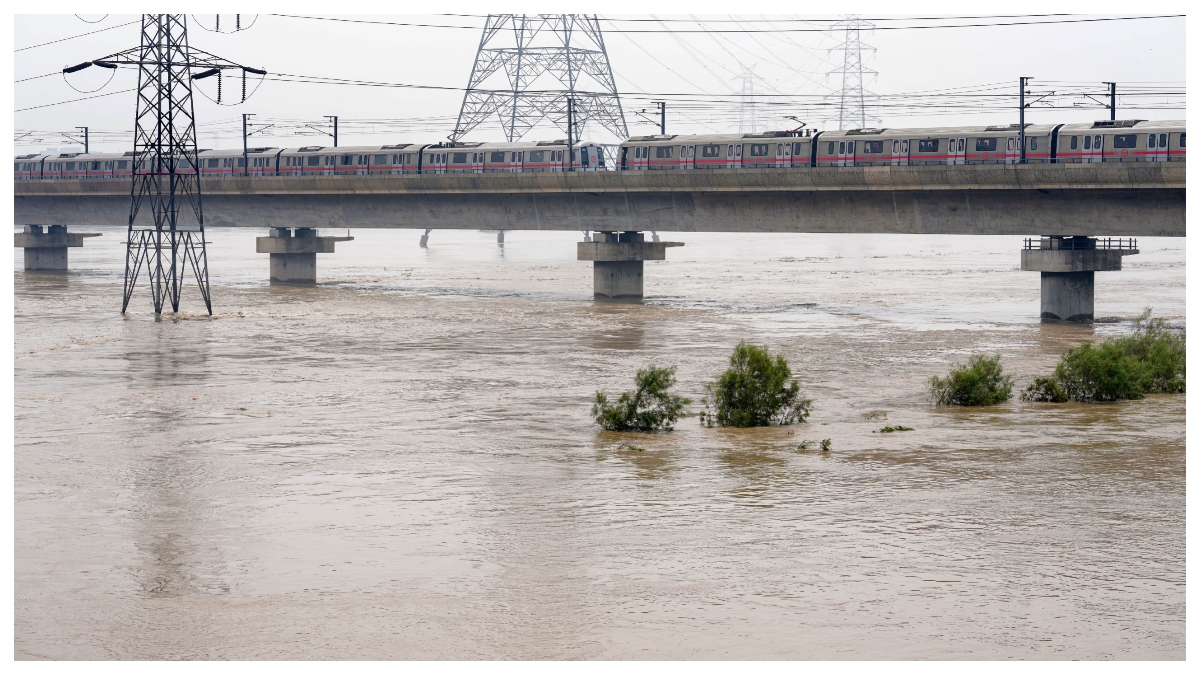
<box><xmin>1023</xmin><ymin>309</ymin><xmax>1185</xmax><ymax>403</ymax></box>
<box><xmin>593</xmin><ymin>365</ymin><xmax>691</xmax><ymax>432</ymax></box>
<box><xmin>929</xmin><ymin>354</ymin><xmax>1014</xmax><ymax>406</ymax></box>
<box><xmin>701</xmin><ymin>342</ymin><xmax>813</xmax><ymax>427</ymax></box>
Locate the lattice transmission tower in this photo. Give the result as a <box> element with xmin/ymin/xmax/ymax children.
<box><xmin>65</xmin><ymin>15</ymin><xmax>264</xmax><ymax>315</ymax></box>
<box><xmin>827</xmin><ymin>16</ymin><xmax>879</xmax><ymax>130</ymax></box>
<box><xmin>451</xmin><ymin>14</ymin><xmax>628</xmax><ymax>142</ymax></box>
<box><xmin>734</xmin><ymin>65</ymin><xmax>769</xmax><ymax>134</ymax></box>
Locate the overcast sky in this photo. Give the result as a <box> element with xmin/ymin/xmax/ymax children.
<box><xmin>13</xmin><ymin>9</ymin><xmax>1186</xmax><ymax>154</ymax></box>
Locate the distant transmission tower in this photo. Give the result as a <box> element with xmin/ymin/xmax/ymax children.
<box><xmin>66</xmin><ymin>15</ymin><xmax>265</xmax><ymax>314</ymax></box>
<box><xmin>827</xmin><ymin>16</ymin><xmax>879</xmax><ymax>130</ymax></box>
<box><xmin>451</xmin><ymin>14</ymin><xmax>629</xmax><ymax>142</ymax></box>
<box><xmin>734</xmin><ymin>64</ymin><xmax>766</xmax><ymax>133</ymax></box>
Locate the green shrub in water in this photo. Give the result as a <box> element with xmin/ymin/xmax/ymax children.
<box><xmin>701</xmin><ymin>342</ymin><xmax>813</xmax><ymax>427</ymax></box>
<box><xmin>1020</xmin><ymin>377</ymin><xmax>1069</xmax><ymax>403</ymax></box>
<box><xmin>929</xmin><ymin>354</ymin><xmax>1014</xmax><ymax>406</ymax></box>
<box><xmin>592</xmin><ymin>365</ymin><xmax>691</xmax><ymax>432</ymax></box>
<box><xmin>1024</xmin><ymin>309</ymin><xmax>1185</xmax><ymax>403</ymax></box>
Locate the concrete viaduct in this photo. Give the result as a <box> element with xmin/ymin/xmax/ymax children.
<box><xmin>15</xmin><ymin>162</ymin><xmax>1186</xmax><ymax>321</ymax></box>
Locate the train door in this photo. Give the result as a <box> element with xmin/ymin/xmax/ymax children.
<box><xmin>949</xmin><ymin>137</ymin><xmax>966</xmax><ymax>164</ymax></box>
<box><xmin>1082</xmin><ymin>134</ymin><xmax>1101</xmax><ymax>163</ymax></box>
<box><xmin>1149</xmin><ymin>132</ymin><xmax>1168</xmax><ymax>162</ymax></box>
<box><xmin>836</xmin><ymin>139</ymin><xmax>855</xmax><ymax>167</ymax></box>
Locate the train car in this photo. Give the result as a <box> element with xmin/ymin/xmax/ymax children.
<box><xmin>815</xmin><ymin>124</ymin><xmax>1059</xmax><ymax>166</ymax></box>
<box><xmin>71</xmin><ymin>152</ymin><xmax>126</xmax><ymax>179</ymax></box>
<box><xmin>1056</xmin><ymin>120</ymin><xmax>1185</xmax><ymax>163</ymax></box>
<box><xmin>198</xmin><ymin>147</ymin><xmax>281</xmax><ymax>178</ymax></box>
<box><xmin>14</xmin><ymin>154</ymin><xmax>47</xmax><ymax>180</ymax></box>
<box><xmin>619</xmin><ymin>132</ymin><xmax>813</xmax><ymax>170</ymax></box>
<box><xmin>365</xmin><ymin>144</ymin><xmax>420</xmax><ymax>175</ymax></box>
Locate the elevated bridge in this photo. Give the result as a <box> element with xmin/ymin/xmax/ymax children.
<box><xmin>15</xmin><ymin>163</ymin><xmax>1185</xmax><ymax>236</ymax></box>
<box><xmin>13</xmin><ymin>163</ymin><xmax>1185</xmax><ymax>319</ymax></box>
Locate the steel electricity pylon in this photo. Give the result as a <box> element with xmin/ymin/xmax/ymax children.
<box><xmin>64</xmin><ymin>14</ymin><xmax>265</xmax><ymax>315</ymax></box>
<box><xmin>451</xmin><ymin>14</ymin><xmax>628</xmax><ymax>142</ymax></box>
<box><xmin>827</xmin><ymin>15</ymin><xmax>879</xmax><ymax>130</ymax></box>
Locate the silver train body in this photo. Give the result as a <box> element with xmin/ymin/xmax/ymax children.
<box><xmin>13</xmin><ymin>121</ymin><xmax>1184</xmax><ymax>180</ymax></box>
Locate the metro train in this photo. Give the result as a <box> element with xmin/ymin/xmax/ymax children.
<box><xmin>13</xmin><ymin>119</ymin><xmax>1184</xmax><ymax>180</ymax></box>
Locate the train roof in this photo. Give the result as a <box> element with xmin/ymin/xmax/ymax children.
<box><xmin>1058</xmin><ymin>119</ymin><xmax>1184</xmax><ymax>132</ymax></box>
<box><xmin>621</xmin><ymin>132</ymin><xmax>804</xmax><ymax>145</ymax></box>
<box><xmin>818</xmin><ymin>124</ymin><xmax>1060</xmax><ymax>139</ymax></box>
<box><xmin>199</xmin><ymin>147</ymin><xmax>281</xmax><ymax>157</ymax></box>
<box><xmin>279</xmin><ymin>144</ymin><xmax>419</xmax><ymax>154</ymax></box>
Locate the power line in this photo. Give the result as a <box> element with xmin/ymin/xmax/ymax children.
<box><xmin>15</xmin><ymin>88</ymin><xmax>135</xmax><ymax>112</ymax></box>
<box><xmin>269</xmin><ymin>13</ymin><xmax>1183</xmax><ymax>33</ymax></box>
<box><xmin>14</xmin><ymin>19</ymin><xmax>138</xmax><ymax>52</ymax></box>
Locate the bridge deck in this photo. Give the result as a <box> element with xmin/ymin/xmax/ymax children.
<box><xmin>14</xmin><ymin>163</ymin><xmax>1185</xmax><ymax>237</ymax></box>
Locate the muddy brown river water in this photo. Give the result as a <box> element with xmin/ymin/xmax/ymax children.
<box><xmin>14</xmin><ymin>228</ymin><xmax>1185</xmax><ymax>659</ymax></box>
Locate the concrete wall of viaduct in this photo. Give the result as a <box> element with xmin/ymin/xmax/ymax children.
<box><xmin>14</xmin><ymin>163</ymin><xmax>1185</xmax><ymax>237</ymax></box>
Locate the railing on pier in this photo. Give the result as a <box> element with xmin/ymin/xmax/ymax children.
<box><xmin>1023</xmin><ymin>237</ymin><xmax>1138</xmax><ymax>251</ymax></box>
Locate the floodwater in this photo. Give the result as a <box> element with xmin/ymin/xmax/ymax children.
<box><xmin>14</xmin><ymin>227</ymin><xmax>1185</xmax><ymax>660</ymax></box>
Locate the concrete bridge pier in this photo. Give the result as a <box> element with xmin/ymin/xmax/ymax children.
<box><xmin>1020</xmin><ymin>236</ymin><xmax>1138</xmax><ymax>322</ymax></box>
<box><xmin>577</xmin><ymin>231</ymin><xmax>683</xmax><ymax>299</ymax></box>
<box><xmin>256</xmin><ymin>227</ymin><xmax>353</xmax><ymax>284</ymax></box>
<box><xmin>14</xmin><ymin>225</ymin><xmax>101</xmax><ymax>271</ymax></box>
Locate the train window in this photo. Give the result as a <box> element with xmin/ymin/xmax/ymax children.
<box><xmin>489</xmin><ymin>152</ymin><xmax>504</xmax><ymax>163</ymax></box>
<box><xmin>517</xmin><ymin>152</ymin><xmax>523</xmax><ymax>162</ymax></box>
<box><xmin>1030</xmin><ymin>138</ymin><xmax>1037</xmax><ymax>151</ymax></box>
<box><xmin>1181</xmin><ymin>133</ymin><xmax>1186</xmax><ymax>147</ymax></box>
<box><xmin>1084</xmin><ymin>136</ymin><xmax>1091</xmax><ymax>150</ymax></box>
<box><xmin>728</xmin><ymin>145</ymin><xmax>734</xmax><ymax>157</ymax></box>
<box><xmin>371</xmin><ymin>154</ymin><xmax>384</xmax><ymax>164</ymax></box>
<box><xmin>1113</xmin><ymin>135</ymin><xmax>1137</xmax><ymax>149</ymax></box>
<box><xmin>655</xmin><ymin>146</ymin><xmax>673</xmax><ymax>159</ymax></box>
<box><xmin>1070</xmin><ymin>136</ymin><xmax>1077</xmax><ymax>150</ymax></box>
<box><xmin>307</xmin><ymin>156</ymin><xmax>320</xmax><ymax>166</ymax></box>
<box><xmin>975</xmin><ymin>138</ymin><xmax>997</xmax><ymax>152</ymax></box>
<box><xmin>65</xmin><ymin>162</ymin><xmax>75</xmax><ymax>170</ymax></box>
<box><xmin>777</xmin><ymin>144</ymin><xmax>783</xmax><ymax>155</ymax></box>
<box><xmin>237</xmin><ymin>158</ymin><xmax>246</xmax><ymax>168</ymax></box>
<box><xmin>838</xmin><ymin>142</ymin><xmax>845</xmax><ymax>154</ymax></box>
<box><xmin>957</xmin><ymin>139</ymin><xmax>964</xmax><ymax>152</ymax></box>
<box><xmin>702</xmin><ymin>145</ymin><xmax>720</xmax><ymax>158</ymax></box>
<box><xmin>118</xmin><ymin>161</ymin><xmax>128</xmax><ymax>169</ymax></box>
<box><xmin>339</xmin><ymin>155</ymin><xmax>351</xmax><ymax>165</ymax></box>
<box><xmin>529</xmin><ymin>150</ymin><xmax>545</xmax><ymax>163</ymax></box>
<box><xmin>827</xmin><ymin>142</ymin><xmax>834</xmax><ymax>155</ymax></box>
<box><xmin>864</xmin><ymin>140</ymin><xmax>883</xmax><ymax>154</ymax></box>
<box><xmin>207</xmin><ymin>159</ymin><xmax>218</xmax><ymax>168</ymax></box>
<box><xmin>918</xmin><ymin>140</ymin><xmax>939</xmax><ymax>152</ymax></box>
<box><xmin>747</xmin><ymin>144</ymin><xmax>768</xmax><ymax>157</ymax></box>
<box><xmin>1147</xmin><ymin>134</ymin><xmax>1156</xmax><ymax>148</ymax></box>
<box><xmin>1159</xmin><ymin>134</ymin><xmax>1167</xmax><ymax>148</ymax></box>
<box><xmin>901</xmin><ymin>140</ymin><xmax>908</xmax><ymax>152</ymax></box>
<box><xmin>794</xmin><ymin>143</ymin><xmax>803</xmax><ymax>155</ymax></box>
<box><xmin>892</xmin><ymin>140</ymin><xmax>899</xmax><ymax>153</ymax></box>
<box><xmin>849</xmin><ymin>141</ymin><xmax>855</xmax><ymax>154</ymax></box>
<box><xmin>1094</xmin><ymin>136</ymin><xmax>1101</xmax><ymax>149</ymax></box>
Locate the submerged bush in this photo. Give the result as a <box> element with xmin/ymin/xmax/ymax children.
<box><xmin>592</xmin><ymin>365</ymin><xmax>691</xmax><ymax>432</ymax></box>
<box><xmin>1026</xmin><ymin>309</ymin><xmax>1185</xmax><ymax>403</ymax></box>
<box><xmin>701</xmin><ymin>342</ymin><xmax>812</xmax><ymax>427</ymax></box>
<box><xmin>929</xmin><ymin>354</ymin><xmax>1014</xmax><ymax>406</ymax></box>
<box><xmin>1020</xmin><ymin>376</ymin><xmax>1069</xmax><ymax>403</ymax></box>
